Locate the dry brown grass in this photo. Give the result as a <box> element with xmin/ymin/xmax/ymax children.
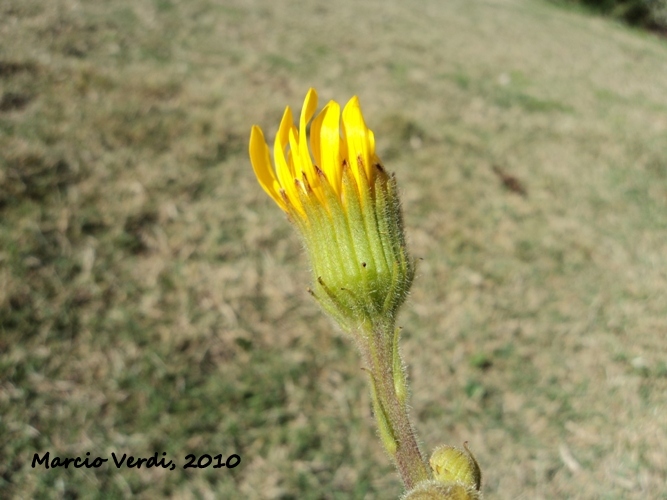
<box><xmin>1</xmin><ymin>0</ymin><xmax>666</xmax><ymax>497</ymax></box>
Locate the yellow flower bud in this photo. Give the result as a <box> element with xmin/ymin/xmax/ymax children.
<box><xmin>429</xmin><ymin>443</ymin><xmax>482</xmax><ymax>491</ymax></box>
<box><xmin>249</xmin><ymin>89</ymin><xmax>414</xmax><ymax>332</ymax></box>
<box><xmin>402</xmin><ymin>480</ymin><xmax>482</xmax><ymax>500</ymax></box>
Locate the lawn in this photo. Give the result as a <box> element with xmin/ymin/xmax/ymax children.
<box><xmin>1</xmin><ymin>0</ymin><xmax>666</xmax><ymax>497</ymax></box>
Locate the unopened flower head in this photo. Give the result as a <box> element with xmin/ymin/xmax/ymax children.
<box><xmin>249</xmin><ymin>88</ymin><xmax>414</xmax><ymax>332</ymax></box>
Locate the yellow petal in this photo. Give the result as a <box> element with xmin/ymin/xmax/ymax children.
<box><xmin>342</xmin><ymin>96</ymin><xmax>373</xmax><ymax>186</ymax></box>
<box><xmin>274</xmin><ymin>106</ymin><xmax>294</xmax><ymax>178</ymax></box>
<box><xmin>313</xmin><ymin>101</ymin><xmax>342</xmax><ymax>195</ymax></box>
<box><xmin>298</xmin><ymin>88</ymin><xmax>318</xmax><ymax>182</ymax></box>
<box><xmin>249</xmin><ymin>126</ymin><xmax>285</xmax><ymax>210</ymax></box>
<box><xmin>310</xmin><ymin>104</ymin><xmax>325</xmax><ymax>168</ymax></box>
<box><xmin>274</xmin><ymin>106</ymin><xmax>300</xmax><ymax>210</ymax></box>
<box><xmin>288</xmin><ymin>127</ymin><xmax>303</xmax><ymax>185</ymax></box>
<box><xmin>368</xmin><ymin>128</ymin><xmax>376</xmax><ymax>159</ymax></box>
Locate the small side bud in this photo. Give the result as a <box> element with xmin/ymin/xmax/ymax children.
<box><xmin>429</xmin><ymin>443</ymin><xmax>482</xmax><ymax>491</ymax></box>
<box><xmin>402</xmin><ymin>480</ymin><xmax>482</xmax><ymax>500</ymax></box>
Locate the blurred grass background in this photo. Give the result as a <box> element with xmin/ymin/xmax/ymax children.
<box><xmin>1</xmin><ymin>0</ymin><xmax>666</xmax><ymax>497</ymax></box>
<box><xmin>552</xmin><ymin>0</ymin><xmax>667</xmax><ymax>33</ymax></box>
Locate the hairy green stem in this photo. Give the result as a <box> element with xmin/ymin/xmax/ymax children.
<box><xmin>359</xmin><ymin>321</ymin><xmax>431</xmax><ymax>490</ymax></box>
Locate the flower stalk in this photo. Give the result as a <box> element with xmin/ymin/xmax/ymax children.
<box><xmin>359</xmin><ymin>320</ymin><xmax>431</xmax><ymax>488</ymax></box>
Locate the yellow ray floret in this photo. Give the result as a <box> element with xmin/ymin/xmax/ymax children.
<box><xmin>249</xmin><ymin>88</ymin><xmax>380</xmax><ymax>217</ymax></box>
